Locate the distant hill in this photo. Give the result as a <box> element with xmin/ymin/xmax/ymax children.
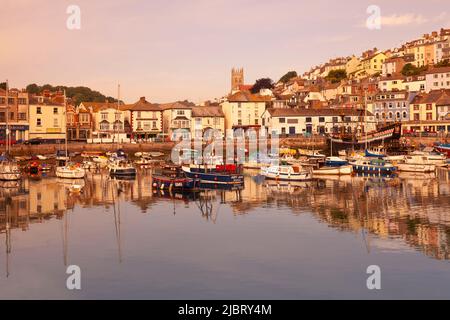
<box><xmin>25</xmin><ymin>83</ymin><xmax>120</xmax><ymax>106</ymax></box>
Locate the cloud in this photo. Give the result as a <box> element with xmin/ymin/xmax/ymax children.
<box><xmin>381</xmin><ymin>13</ymin><xmax>428</xmax><ymax>26</ymax></box>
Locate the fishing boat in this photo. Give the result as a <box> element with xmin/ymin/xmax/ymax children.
<box><xmin>350</xmin><ymin>158</ymin><xmax>397</xmax><ymax>175</ymax></box>
<box><xmin>152</xmin><ymin>165</ymin><xmax>200</xmax><ymax>191</ymax></box>
<box><xmin>313</xmin><ymin>164</ymin><xmax>353</xmax><ymax>176</ymax></box>
<box><xmin>261</xmin><ymin>165</ymin><xmax>312</xmax><ymax>181</ymax></box>
<box><xmin>397</xmin><ymin>155</ymin><xmax>436</xmax><ymax>173</ymax></box>
<box><xmin>108</xmin><ymin>159</ymin><xmax>137</xmax><ymax>177</ymax></box>
<box><xmin>182</xmin><ymin>165</ymin><xmax>244</xmax><ymax>185</ymax></box>
<box><xmin>435</xmin><ymin>143</ymin><xmax>450</xmax><ymax>157</ymax></box>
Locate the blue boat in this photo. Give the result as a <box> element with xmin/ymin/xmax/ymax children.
<box><xmin>325</xmin><ymin>156</ymin><xmax>348</xmax><ymax>167</ymax></box>
<box><xmin>182</xmin><ymin>166</ymin><xmax>244</xmax><ymax>185</ymax></box>
<box><xmin>351</xmin><ymin>158</ymin><xmax>397</xmax><ymax>175</ymax></box>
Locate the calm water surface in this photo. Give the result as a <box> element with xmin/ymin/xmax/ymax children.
<box><xmin>0</xmin><ymin>168</ymin><xmax>450</xmax><ymax>299</ymax></box>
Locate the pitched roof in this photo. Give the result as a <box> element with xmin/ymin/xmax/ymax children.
<box><xmin>159</xmin><ymin>101</ymin><xmax>192</xmax><ymax>110</ymax></box>
<box><xmin>425</xmin><ymin>66</ymin><xmax>450</xmax><ymax>74</ymax></box>
<box><xmin>227</xmin><ymin>91</ymin><xmax>271</xmax><ymax>102</ymax></box>
<box><xmin>412</xmin><ymin>89</ymin><xmax>450</xmax><ymax>104</ymax></box>
<box><xmin>191</xmin><ymin>106</ymin><xmax>224</xmax><ymax>117</ymax></box>
<box><xmin>265</xmin><ymin>107</ymin><xmax>372</xmax><ymax>117</ymax></box>
<box><xmin>125</xmin><ymin>97</ymin><xmax>161</xmax><ymax>111</ymax></box>
<box><xmin>80</xmin><ymin>101</ymin><xmax>119</xmax><ymax>112</ymax></box>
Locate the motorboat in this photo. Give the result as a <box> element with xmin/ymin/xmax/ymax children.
<box><xmin>435</xmin><ymin>143</ymin><xmax>450</xmax><ymax>157</ymax></box>
<box><xmin>108</xmin><ymin>159</ymin><xmax>137</xmax><ymax>177</ymax></box>
<box><xmin>324</xmin><ymin>156</ymin><xmax>348</xmax><ymax>167</ymax></box>
<box><xmin>56</xmin><ymin>162</ymin><xmax>86</xmax><ymax>179</ymax></box>
<box><xmin>261</xmin><ymin>165</ymin><xmax>312</xmax><ymax>181</ymax></box>
<box><xmin>350</xmin><ymin>158</ymin><xmax>397</xmax><ymax>175</ymax></box>
<box><xmin>397</xmin><ymin>155</ymin><xmax>436</xmax><ymax>173</ymax></box>
<box><xmin>410</xmin><ymin>150</ymin><xmax>447</xmax><ymax>167</ymax></box>
<box><xmin>152</xmin><ymin>164</ymin><xmax>200</xmax><ymax>191</ymax></box>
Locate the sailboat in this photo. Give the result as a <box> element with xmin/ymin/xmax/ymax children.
<box><xmin>0</xmin><ymin>80</ymin><xmax>22</xmax><ymax>182</ymax></box>
<box><xmin>55</xmin><ymin>91</ymin><xmax>85</xmax><ymax>179</ymax></box>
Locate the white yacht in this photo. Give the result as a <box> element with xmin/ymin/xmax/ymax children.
<box><xmin>261</xmin><ymin>165</ymin><xmax>312</xmax><ymax>181</ymax></box>
<box><xmin>397</xmin><ymin>155</ymin><xmax>436</xmax><ymax>173</ymax></box>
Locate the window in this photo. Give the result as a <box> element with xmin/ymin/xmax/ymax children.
<box><xmin>281</xmin><ymin>127</ymin><xmax>286</xmax><ymax>134</ymax></box>
<box><xmin>100</xmin><ymin>122</ymin><xmax>109</xmax><ymax>131</ymax></box>
<box><xmin>287</xmin><ymin>118</ymin><xmax>298</xmax><ymax>124</ymax></box>
<box><xmin>434</xmin><ymin>82</ymin><xmax>439</xmax><ymax>86</ymax></box>
<box><xmin>279</xmin><ymin>118</ymin><xmax>285</xmax><ymax>123</ymax></box>
<box><xmin>80</xmin><ymin>114</ymin><xmax>89</xmax><ymax>123</ymax></box>
<box><xmin>101</xmin><ymin>113</ymin><xmax>108</xmax><ymax>120</ymax></box>
<box><xmin>37</xmin><ymin>118</ymin><xmax>42</xmax><ymax>126</ymax></box>
<box><xmin>403</xmin><ymin>112</ymin><xmax>407</xmax><ymax>119</ymax></box>
<box><xmin>37</xmin><ymin>107</ymin><xmax>42</xmax><ymax>114</ymax></box>
<box><xmin>53</xmin><ymin>107</ymin><xmax>58</xmax><ymax>114</ymax></box>
<box><xmin>396</xmin><ymin>112</ymin><xmax>400</xmax><ymax>119</ymax></box>
<box><xmin>319</xmin><ymin>117</ymin><xmax>325</xmax><ymax>123</ymax></box>
<box><xmin>332</xmin><ymin>116</ymin><xmax>339</xmax><ymax>123</ymax></box>
<box><xmin>305</xmin><ymin>117</ymin><xmax>312</xmax><ymax>123</ymax></box>
<box><xmin>238</xmin><ymin>110</ymin><xmax>242</xmax><ymax>118</ymax></box>
<box><xmin>414</xmin><ymin>105</ymin><xmax>420</xmax><ymax>111</ymax></box>
<box><xmin>254</xmin><ymin>119</ymin><xmax>258</xmax><ymax>125</ymax></box>
<box><xmin>237</xmin><ymin>119</ymin><xmax>242</xmax><ymax>125</ymax></box>
<box><xmin>176</xmin><ymin>110</ymin><xmax>185</xmax><ymax>115</ymax></box>
<box><xmin>144</xmin><ymin>122</ymin><xmax>151</xmax><ymax>131</ymax></box>
<box><xmin>426</xmin><ymin>113</ymin><xmax>432</xmax><ymax>120</ymax></box>
<box><xmin>19</xmin><ymin>112</ymin><xmax>27</xmax><ymax>120</ymax></box>
<box><xmin>53</xmin><ymin>118</ymin><xmax>59</xmax><ymax>127</ymax></box>
<box><xmin>152</xmin><ymin>121</ymin><xmax>157</xmax><ymax>129</ymax></box>
<box><xmin>426</xmin><ymin>104</ymin><xmax>432</xmax><ymax>110</ymax></box>
<box><xmin>137</xmin><ymin>121</ymin><xmax>142</xmax><ymax>129</ymax></box>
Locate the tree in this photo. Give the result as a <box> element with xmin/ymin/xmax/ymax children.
<box><xmin>325</xmin><ymin>69</ymin><xmax>347</xmax><ymax>83</ymax></box>
<box><xmin>435</xmin><ymin>59</ymin><xmax>450</xmax><ymax>68</ymax></box>
<box><xmin>0</xmin><ymin>82</ymin><xmax>6</xmax><ymax>90</ymax></box>
<box><xmin>251</xmin><ymin>78</ymin><xmax>274</xmax><ymax>94</ymax></box>
<box><xmin>26</xmin><ymin>83</ymin><xmax>40</xmax><ymax>94</ymax></box>
<box><xmin>279</xmin><ymin>71</ymin><xmax>297</xmax><ymax>84</ymax></box>
<box><xmin>401</xmin><ymin>63</ymin><xmax>428</xmax><ymax>76</ymax></box>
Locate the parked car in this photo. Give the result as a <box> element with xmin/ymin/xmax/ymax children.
<box><xmin>23</xmin><ymin>138</ymin><xmax>42</xmax><ymax>145</ymax></box>
<box><xmin>0</xmin><ymin>139</ymin><xmax>18</xmax><ymax>146</ymax></box>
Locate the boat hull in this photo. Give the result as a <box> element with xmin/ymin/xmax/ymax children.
<box><xmin>313</xmin><ymin>165</ymin><xmax>353</xmax><ymax>175</ymax></box>
<box><xmin>182</xmin><ymin>166</ymin><xmax>244</xmax><ymax>184</ymax></box>
<box><xmin>351</xmin><ymin>164</ymin><xmax>396</xmax><ymax>175</ymax></box>
<box><xmin>152</xmin><ymin>175</ymin><xmax>199</xmax><ymax>190</ymax></box>
<box><xmin>397</xmin><ymin>163</ymin><xmax>435</xmax><ymax>173</ymax></box>
<box><xmin>56</xmin><ymin>167</ymin><xmax>86</xmax><ymax>179</ymax></box>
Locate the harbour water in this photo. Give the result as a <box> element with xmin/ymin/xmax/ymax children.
<box><xmin>0</xmin><ymin>168</ymin><xmax>450</xmax><ymax>299</ymax></box>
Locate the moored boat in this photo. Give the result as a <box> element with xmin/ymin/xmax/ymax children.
<box><xmin>313</xmin><ymin>164</ymin><xmax>353</xmax><ymax>176</ymax></box>
<box><xmin>324</xmin><ymin>156</ymin><xmax>348</xmax><ymax>167</ymax></box>
<box><xmin>435</xmin><ymin>143</ymin><xmax>450</xmax><ymax>157</ymax></box>
<box><xmin>350</xmin><ymin>158</ymin><xmax>397</xmax><ymax>175</ymax></box>
<box><xmin>182</xmin><ymin>165</ymin><xmax>244</xmax><ymax>185</ymax></box>
<box><xmin>397</xmin><ymin>155</ymin><xmax>436</xmax><ymax>173</ymax></box>
<box><xmin>261</xmin><ymin>165</ymin><xmax>312</xmax><ymax>181</ymax></box>
<box><xmin>108</xmin><ymin>159</ymin><xmax>137</xmax><ymax>177</ymax></box>
<box><xmin>56</xmin><ymin>162</ymin><xmax>86</xmax><ymax>179</ymax></box>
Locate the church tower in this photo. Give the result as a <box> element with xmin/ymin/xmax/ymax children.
<box><xmin>231</xmin><ymin>68</ymin><xmax>244</xmax><ymax>92</ymax></box>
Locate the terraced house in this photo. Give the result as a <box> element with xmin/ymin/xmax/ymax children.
<box><xmin>28</xmin><ymin>94</ymin><xmax>66</xmax><ymax>142</ymax></box>
<box><xmin>220</xmin><ymin>90</ymin><xmax>270</xmax><ymax>132</ymax></box>
<box><xmin>126</xmin><ymin>97</ymin><xmax>162</xmax><ymax>142</ymax></box>
<box><xmin>191</xmin><ymin>106</ymin><xmax>225</xmax><ymax>139</ymax></box>
<box><xmin>261</xmin><ymin>108</ymin><xmax>375</xmax><ymax>137</ymax></box>
<box><xmin>0</xmin><ymin>88</ymin><xmax>29</xmax><ymax>144</ymax></box>
<box><xmin>80</xmin><ymin>101</ymin><xmax>131</xmax><ymax>143</ymax></box>
<box><xmin>160</xmin><ymin>102</ymin><xmax>193</xmax><ymax>140</ymax></box>
<box><xmin>371</xmin><ymin>90</ymin><xmax>417</xmax><ymax>123</ymax></box>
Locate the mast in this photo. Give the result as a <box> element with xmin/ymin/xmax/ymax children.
<box><xmin>5</xmin><ymin>79</ymin><xmax>9</xmax><ymax>155</ymax></box>
<box><xmin>364</xmin><ymin>88</ymin><xmax>368</xmax><ymax>151</ymax></box>
<box><xmin>64</xmin><ymin>90</ymin><xmax>68</xmax><ymax>160</ymax></box>
<box><xmin>116</xmin><ymin>84</ymin><xmax>120</xmax><ymax>149</ymax></box>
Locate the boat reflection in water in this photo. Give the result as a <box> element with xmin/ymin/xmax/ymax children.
<box><xmin>0</xmin><ymin>167</ymin><xmax>450</xmax><ymax>298</ymax></box>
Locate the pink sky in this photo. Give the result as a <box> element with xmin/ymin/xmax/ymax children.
<box><xmin>1</xmin><ymin>0</ymin><xmax>449</xmax><ymax>103</ymax></box>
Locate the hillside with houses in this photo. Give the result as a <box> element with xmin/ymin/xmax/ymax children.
<box><xmin>1</xmin><ymin>28</ymin><xmax>450</xmax><ymax>145</ymax></box>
